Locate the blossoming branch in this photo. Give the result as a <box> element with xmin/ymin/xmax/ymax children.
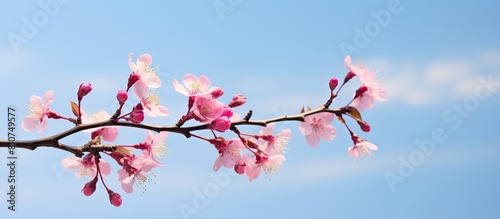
<box><xmin>0</xmin><ymin>53</ymin><xmax>386</xmax><ymax>207</ymax></box>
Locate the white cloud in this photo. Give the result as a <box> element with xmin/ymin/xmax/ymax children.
<box><xmin>368</xmin><ymin>50</ymin><xmax>500</xmax><ymax>106</ymax></box>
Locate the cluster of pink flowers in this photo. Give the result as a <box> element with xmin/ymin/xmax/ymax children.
<box><xmin>20</xmin><ymin>53</ymin><xmax>386</xmax><ymax>207</ymax></box>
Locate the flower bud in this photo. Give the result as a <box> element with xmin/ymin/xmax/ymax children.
<box><xmin>107</xmin><ymin>190</ymin><xmax>122</xmax><ymax>207</ymax></box>
<box><xmin>357</xmin><ymin>121</ymin><xmax>371</xmax><ymax>132</ymax></box>
<box><xmin>329</xmin><ymin>78</ymin><xmax>338</xmax><ymax>91</ymax></box>
<box><xmin>210</xmin><ymin>116</ymin><xmax>231</xmax><ymax>132</ymax></box>
<box><xmin>46</xmin><ymin>110</ymin><xmax>63</xmax><ymax>119</ymax></box>
<box><xmin>117</xmin><ymin>90</ymin><xmax>128</xmax><ymax>104</ymax></box>
<box><xmin>234</xmin><ymin>162</ymin><xmax>246</xmax><ymax>175</ymax></box>
<box><xmin>354</xmin><ymin>86</ymin><xmax>368</xmax><ymax>99</ymax></box>
<box><xmin>82</xmin><ymin>177</ymin><xmax>98</xmax><ymax>196</ymax></box>
<box><xmin>77</xmin><ymin>83</ymin><xmax>92</xmax><ymax>100</ymax></box>
<box><xmin>228</xmin><ymin>94</ymin><xmax>247</xmax><ymax>108</ymax></box>
<box><xmin>211</xmin><ymin>87</ymin><xmax>224</xmax><ymax>99</ymax></box>
<box><xmin>127</xmin><ymin>72</ymin><xmax>141</xmax><ymax>89</ymax></box>
<box><xmin>343</xmin><ymin>71</ymin><xmax>355</xmax><ymax>84</ymax></box>
<box><xmin>129</xmin><ymin>109</ymin><xmax>144</xmax><ymax>123</ymax></box>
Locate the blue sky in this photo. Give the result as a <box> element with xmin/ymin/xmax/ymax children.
<box><xmin>1</xmin><ymin>1</ymin><xmax>500</xmax><ymax>218</ymax></box>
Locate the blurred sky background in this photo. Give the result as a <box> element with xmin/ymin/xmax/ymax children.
<box><xmin>1</xmin><ymin>1</ymin><xmax>500</xmax><ymax>218</ymax></box>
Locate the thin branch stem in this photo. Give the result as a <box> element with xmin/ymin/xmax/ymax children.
<box><xmin>0</xmin><ymin>106</ymin><xmax>343</xmax><ymax>157</ymax></box>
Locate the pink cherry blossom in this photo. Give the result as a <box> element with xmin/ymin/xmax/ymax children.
<box><xmin>344</xmin><ymin>55</ymin><xmax>366</xmax><ymax>78</ymax></box>
<box><xmin>128</xmin><ymin>53</ymin><xmax>161</xmax><ymax>98</ymax></box>
<box><xmin>299</xmin><ymin>112</ymin><xmax>337</xmax><ymax>147</ymax></box>
<box><xmin>348</xmin><ymin>140</ymin><xmax>379</xmax><ymax>159</ymax></box>
<box><xmin>173</xmin><ymin>73</ymin><xmax>218</xmax><ymax>96</ymax></box>
<box><xmin>139</xmin><ymin>90</ymin><xmax>170</xmax><ymax>117</ymax></box>
<box><xmin>141</xmin><ymin>130</ymin><xmax>169</xmax><ymax>163</ymax></box>
<box><xmin>80</xmin><ymin>109</ymin><xmax>119</xmax><ymax>142</ymax></box>
<box><xmin>213</xmin><ymin>138</ymin><xmax>245</xmax><ymax>171</ymax></box>
<box><xmin>351</xmin><ymin>67</ymin><xmax>387</xmax><ymax>112</ymax></box>
<box><xmin>117</xmin><ymin>154</ymin><xmax>159</xmax><ymax>193</ymax></box>
<box><xmin>61</xmin><ymin>154</ymin><xmax>111</xmax><ymax>178</ymax></box>
<box><xmin>259</xmin><ymin>123</ymin><xmax>291</xmax><ymax>155</ymax></box>
<box><xmin>242</xmin><ymin>153</ymin><xmax>286</xmax><ymax>181</ymax></box>
<box><xmin>192</xmin><ymin>95</ymin><xmax>224</xmax><ymax>123</ymax></box>
<box><xmin>21</xmin><ymin>90</ymin><xmax>55</xmax><ymax>133</ymax></box>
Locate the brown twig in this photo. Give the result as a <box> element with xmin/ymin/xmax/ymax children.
<box><xmin>0</xmin><ymin>106</ymin><xmax>342</xmax><ymax>157</ymax></box>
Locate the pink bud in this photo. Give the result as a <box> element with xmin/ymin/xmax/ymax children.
<box><xmin>221</xmin><ymin>105</ymin><xmax>233</xmax><ymax>118</ymax></box>
<box><xmin>127</xmin><ymin>72</ymin><xmax>141</xmax><ymax>89</ymax></box>
<box><xmin>117</xmin><ymin>90</ymin><xmax>128</xmax><ymax>104</ymax></box>
<box><xmin>343</xmin><ymin>71</ymin><xmax>355</xmax><ymax>84</ymax></box>
<box><xmin>210</xmin><ymin>116</ymin><xmax>231</xmax><ymax>132</ymax></box>
<box><xmin>82</xmin><ymin>177</ymin><xmax>98</xmax><ymax>196</ymax></box>
<box><xmin>46</xmin><ymin>110</ymin><xmax>63</xmax><ymax>119</ymax></box>
<box><xmin>234</xmin><ymin>162</ymin><xmax>246</xmax><ymax>175</ymax></box>
<box><xmin>77</xmin><ymin>83</ymin><xmax>92</xmax><ymax>100</ymax></box>
<box><xmin>228</xmin><ymin>94</ymin><xmax>247</xmax><ymax>108</ymax></box>
<box><xmin>129</xmin><ymin>109</ymin><xmax>144</xmax><ymax>123</ymax></box>
<box><xmin>211</xmin><ymin>87</ymin><xmax>224</xmax><ymax>99</ymax></box>
<box><xmin>357</xmin><ymin>121</ymin><xmax>370</xmax><ymax>132</ymax></box>
<box><xmin>329</xmin><ymin>78</ymin><xmax>338</xmax><ymax>91</ymax></box>
<box><xmin>354</xmin><ymin>86</ymin><xmax>368</xmax><ymax>99</ymax></box>
<box><xmin>107</xmin><ymin>190</ymin><xmax>122</xmax><ymax>207</ymax></box>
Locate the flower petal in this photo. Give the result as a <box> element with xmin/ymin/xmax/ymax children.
<box><xmin>133</xmin><ymin>79</ymin><xmax>148</xmax><ymax>99</ymax></box>
<box><xmin>151</xmin><ymin>105</ymin><xmax>170</xmax><ymax>117</ymax></box>
<box><xmin>182</xmin><ymin>73</ymin><xmax>197</xmax><ymax>88</ymax></box>
<box><xmin>137</xmin><ymin>54</ymin><xmax>152</xmax><ymax>66</ymax></box>
<box><xmin>21</xmin><ymin>117</ymin><xmax>39</xmax><ymax>132</ymax></box>
<box><xmin>173</xmin><ymin>79</ymin><xmax>189</xmax><ymax>96</ymax></box>
<box><xmin>37</xmin><ymin>115</ymin><xmax>48</xmax><ymax>133</ymax></box>
<box><xmin>44</xmin><ymin>90</ymin><xmax>55</xmax><ymax>107</ymax></box>
<box><xmin>344</xmin><ymin>55</ymin><xmax>352</xmax><ymax>68</ymax></box>
<box><xmin>29</xmin><ymin>95</ymin><xmax>43</xmax><ymax>106</ymax></box>
<box><xmin>128</xmin><ymin>53</ymin><xmax>137</xmax><ymax>72</ymax></box>
<box><xmin>348</xmin><ymin>146</ymin><xmax>360</xmax><ymax>158</ymax></box>
<box><xmin>99</xmin><ymin>159</ymin><xmax>111</xmax><ymax>176</ymax></box>
<box><xmin>101</xmin><ymin>127</ymin><xmax>119</xmax><ymax>142</ymax></box>
<box><xmin>144</xmin><ymin>74</ymin><xmax>161</xmax><ymax>88</ymax></box>
<box><xmin>121</xmin><ymin>175</ymin><xmax>135</xmax><ymax>194</ymax></box>
<box><xmin>305</xmin><ymin>133</ymin><xmax>321</xmax><ymax>148</ymax></box>
<box><xmin>61</xmin><ymin>157</ymin><xmax>82</xmax><ymax>170</ymax></box>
